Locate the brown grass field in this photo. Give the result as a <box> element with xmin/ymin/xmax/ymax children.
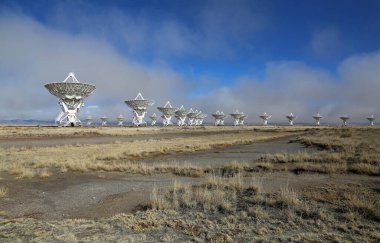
<box><xmin>0</xmin><ymin>125</ymin><xmax>379</xmax><ymax>242</ymax></box>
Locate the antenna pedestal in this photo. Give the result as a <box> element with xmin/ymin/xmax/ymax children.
<box><xmin>177</xmin><ymin>117</ymin><xmax>187</xmax><ymax>126</ymax></box>
<box><xmin>188</xmin><ymin>118</ymin><xmax>195</xmax><ymax>126</ymax></box>
<box><xmin>214</xmin><ymin>119</ymin><xmax>224</xmax><ymax>126</ymax></box>
<box><xmin>55</xmin><ymin>100</ymin><xmax>83</xmax><ymax>127</ymax></box>
<box><xmin>85</xmin><ymin>118</ymin><xmax>93</xmax><ymax>126</ymax></box>
<box><xmin>239</xmin><ymin>117</ymin><xmax>246</xmax><ymax>125</ymax></box>
<box><xmin>161</xmin><ymin>115</ymin><xmax>173</xmax><ymax>126</ymax></box>
<box><xmin>132</xmin><ymin>110</ymin><xmax>147</xmax><ymax>126</ymax></box>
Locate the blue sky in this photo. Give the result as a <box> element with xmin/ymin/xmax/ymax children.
<box><xmin>0</xmin><ymin>0</ymin><xmax>380</xmax><ymax>123</ymax></box>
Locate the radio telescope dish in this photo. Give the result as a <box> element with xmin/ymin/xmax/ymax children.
<box><xmin>149</xmin><ymin>113</ymin><xmax>157</xmax><ymax>126</ymax></box>
<box><xmin>117</xmin><ymin>114</ymin><xmax>125</xmax><ymax>126</ymax></box>
<box><xmin>239</xmin><ymin>113</ymin><xmax>248</xmax><ymax>125</ymax></box>
<box><xmin>100</xmin><ymin>116</ymin><xmax>108</xmax><ymax>126</ymax></box>
<box><xmin>259</xmin><ymin>113</ymin><xmax>272</xmax><ymax>126</ymax></box>
<box><xmin>187</xmin><ymin>108</ymin><xmax>198</xmax><ymax>126</ymax></box>
<box><xmin>44</xmin><ymin>72</ymin><xmax>96</xmax><ymax>127</ymax></box>
<box><xmin>313</xmin><ymin>113</ymin><xmax>323</xmax><ymax>126</ymax></box>
<box><xmin>125</xmin><ymin>93</ymin><xmax>154</xmax><ymax>126</ymax></box>
<box><xmin>340</xmin><ymin>115</ymin><xmax>350</xmax><ymax>126</ymax></box>
<box><xmin>85</xmin><ymin>116</ymin><xmax>93</xmax><ymax>126</ymax></box>
<box><xmin>157</xmin><ymin>101</ymin><xmax>178</xmax><ymax>126</ymax></box>
<box><xmin>174</xmin><ymin>105</ymin><xmax>188</xmax><ymax>126</ymax></box>
<box><xmin>286</xmin><ymin>113</ymin><xmax>296</xmax><ymax>126</ymax></box>
<box><xmin>195</xmin><ymin>111</ymin><xmax>207</xmax><ymax>126</ymax></box>
<box><xmin>367</xmin><ymin>115</ymin><xmax>375</xmax><ymax>126</ymax></box>
<box><xmin>212</xmin><ymin>110</ymin><xmax>226</xmax><ymax>126</ymax></box>
<box><xmin>230</xmin><ymin>110</ymin><xmax>243</xmax><ymax>126</ymax></box>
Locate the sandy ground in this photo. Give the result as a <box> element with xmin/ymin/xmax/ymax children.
<box><xmin>0</xmin><ymin>172</ymin><xmax>201</xmax><ymax>220</ymax></box>
<box><xmin>1</xmin><ymin>170</ymin><xmax>378</xmax><ymax>221</ymax></box>
<box><xmin>1</xmin><ymin>136</ymin><xmax>378</xmax><ymax>221</ymax></box>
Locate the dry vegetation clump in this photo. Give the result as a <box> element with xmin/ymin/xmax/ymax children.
<box><xmin>0</xmin><ymin>129</ymin><xmax>296</xmax><ymax>178</ymax></box>
<box><xmin>0</xmin><ymin>125</ymin><xmax>265</xmax><ymax>139</ymax></box>
<box><xmin>145</xmin><ymin>174</ymin><xmax>379</xmax><ymax>241</ymax></box>
<box><xmin>302</xmin><ymin>184</ymin><xmax>380</xmax><ymax>221</ymax></box>
<box><xmin>151</xmin><ymin>174</ymin><xmax>247</xmax><ymax>213</ymax></box>
<box><xmin>77</xmin><ymin>160</ymin><xmax>206</xmax><ymax>177</ymax></box>
<box><xmin>0</xmin><ymin>186</ymin><xmax>7</xmax><ymax>199</ymax></box>
<box><xmin>38</xmin><ymin>168</ymin><xmax>51</xmax><ymax>178</ymax></box>
<box><xmin>0</xmin><ymin>178</ymin><xmax>378</xmax><ymax>242</ymax></box>
<box><xmin>221</xmin><ymin>161</ymin><xmax>249</xmax><ymax>177</ymax></box>
<box><xmin>257</xmin><ymin>127</ymin><xmax>380</xmax><ymax>176</ymax></box>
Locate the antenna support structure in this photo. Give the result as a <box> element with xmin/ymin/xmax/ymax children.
<box><xmin>44</xmin><ymin>72</ymin><xmax>96</xmax><ymax>127</ymax></box>
<box><xmin>125</xmin><ymin>93</ymin><xmax>155</xmax><ymax>126</ymax></box>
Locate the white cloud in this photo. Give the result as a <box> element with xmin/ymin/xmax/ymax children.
<box><xmin>0</xmin><ymin>13</ymin><xmax>188</xmax><ymax>121</ymax></box>
<box><xmin>194</xmin><ymin>52</ymin><xmax>380</xmax><ymax>124</ymax></box>
<box><xmin>30</xmin><ymin>0</ymin><xmax>268</xmax><ymax>59</ymax></box>
<box><xmin>0</xmin><ymin>12</ymin><xmax>379</xmax><ymax>125</ymax></box>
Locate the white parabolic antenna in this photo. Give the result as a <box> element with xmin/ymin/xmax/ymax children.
<box><xmin>149</xmin><ymin>113</ymin><xmax>157</xmax><ymax>126</ymax></box>
<box><xmin>174</xmin><ymin>105</ymin><xmax>188</xmax><ymax>126</ymax></box>
<box><xmin>187</xmin><ymin>108</ymin><xmax>198</xmax><ymax>126</ymax></box>
<box><xmin>44</xmin><ymin>72</ymin><xmax>96</xmax><ymax>127</ymax></box>
<box><xmin>157</xmin><ymin>101</ymin><xmax>178</xmax><ymax>126</ymax></box>
<box><xmin>212</xmin><ymin>110</ymin><xmax>226</xmax><ymax>126</ymax></box>
<box><xmin>86</xmin><ymin>116</ymin><xmax>92</xmax><ymax>126</ymax></box>
<box><xmin>313</xmin><ymin>113</ymin><xmax>323</xmax><ymax>126</ymax></box>
<box><xmin>85</xmin><ymin>116</ymin><xmax>93</xmax><ymax>126</ymax></box>
<box><xmin>117</xmin><ymin>114</ymin><xmax>125</xmax><ymax>126</ymax></box>
<box><xmin>367</xmin><ymin>115</ymin><xmax>375</xmax><ymax>126</ymax></box>
<box><xmin>259</xmin><ymin>112</ymin><xmax>272</xmax><ymax>126</ymax></box>
<box><xmin>340</xmin><ymin>115</ymin><xmax>350</xmax><ymax>126</ymax></box>
<box><xmin>230</xmin><ymin>110</ymin><xmax>243</xmax><ymax>126</ymax></box>
<box><xmin>125</xmin><ymin>93</ymin><xmax>154</xmax><ymax>126</ymax></box>
<box><xmin>100</xmin><ymin>115</ymin><xmax>108</xmax><ymax>126</ymax></box>
<box><xmin>239</xmin><ymin>113</ymin><xmax>247</xmax><ymax>125</ymax></box>
<box><xmin>195</xmin><ymin>111</ymin><xmax>207</xmax><ymax>126</ymax></box>
<box><xmin>286</xmin><ymin>113</ymin><xmax>296</xmax><ymax>126</ymax></box>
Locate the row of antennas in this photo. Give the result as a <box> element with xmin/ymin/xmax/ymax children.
<box><xmin>125</xmin><ymin>93</ymin><xmax>209</xmax><ymax>126</ymax></box>
<box><xmin>83</xmin><ymin>112</ymin><xmax>375</xmax><ymax>127</ymax></box>
<box><xmin>44</xmin><ymin>73</ymin><xmax>376</xmax><ymax>127</ymax></box>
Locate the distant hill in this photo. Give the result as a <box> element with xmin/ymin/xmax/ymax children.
<box><xmin>0</xmin><ymin>119</ymin><xmax>55</xmax><ymax>125</ymax></box>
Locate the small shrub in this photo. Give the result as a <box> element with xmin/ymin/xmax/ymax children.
<box><xmin>0</xmin><ymin>186</ymin><xmax>8</xmax><ymax>198</ymax></box>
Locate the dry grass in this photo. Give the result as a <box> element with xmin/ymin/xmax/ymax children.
<box><xmin>0</xmin><ymin>186</ymin><xmax>7</xmax><ymax>198</ymax></box>
<box><xmin>0</xmin><ymin>128</ymin><xmax>297</xmax><ymax>177</ymax></box>
<box><xmin>146</xmin><ymin>174</ymin><xmax>380</xmax><ymax>241</ymax></box>
<box><xmin>151</xmin><ymin>174</ymin><xmax>255</xmax><ymax>213</ymax></box>
<box><xmin>0</xmin><ymin>125</ymin><xmax>312</xmax><ymax>139</ymax></box>
<box><xmin>38</xmin><ymin>168</ymin><xmax>51</xmax><ymax>178</ymax></box>
<box><xmin>14</xmin><ymin>168</ymin><xmax>36</xmax><ymax>179</ymax></box>
<box><xmin>0</xmin><ymin>126</ymin><xmax>379</xmax><ymax>242</ymax></box>
<box><xmin>256</xmin><ymin>127</ymin><xmax>380</xmax><ymax>176</ymax></box>
<box><xmin>0</xmin><ymin>176</ymin><xmax>378</xmax><ymax>242</ymax></box>
<box><xmin>277</xmin><ymin>185</ymin><xmax>300</xmax><ymax>209</ymax></box>
<box><xmin>302</xmin><ymin>184</ymin><xmax>380</xmax><ymax>221</ymax></box>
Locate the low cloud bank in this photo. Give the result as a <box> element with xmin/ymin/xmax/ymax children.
<box><xmin>0</xmin><ymin>13</ymin><xmax>379</xmax><ymax>124</ymax></box>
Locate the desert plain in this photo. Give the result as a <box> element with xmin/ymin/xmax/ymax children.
<box><xmin>0</xmin><ymin>125</ymin><xmax>379</xmax><ymax>242</ymax></box>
